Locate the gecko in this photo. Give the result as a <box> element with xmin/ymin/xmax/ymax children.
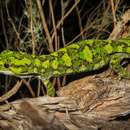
<box><xmin>0</xmin><ymin>38</ymin><xmax>130</xmax><ymax>96</ymax></box>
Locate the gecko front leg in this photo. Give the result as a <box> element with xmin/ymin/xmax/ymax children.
<box><xmin>110</xmin><ymin>53</ymin><xmax>130</xmax><ymax>78</ymax></box>
<box><xmin>42</xmin><ymin>79</ymin><xmax>55</xmax><ymax>96</ymax></box>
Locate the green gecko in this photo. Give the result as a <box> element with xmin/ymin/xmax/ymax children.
<box><xmin>0</xmin><ymin>38</ymin><xmax>130</xmax><ymax>96</ymax></box>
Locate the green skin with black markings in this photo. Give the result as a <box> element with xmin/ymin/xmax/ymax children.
<box><xmin>0</xmin><ymin>39</ymin><xmax>130</xmax><ymax>96</ymax></box>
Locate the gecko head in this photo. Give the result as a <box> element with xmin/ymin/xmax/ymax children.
<box><xmin>0</xmin><ymin>50</ymin><xmax>33</xmax><ymax>77</ymax></box>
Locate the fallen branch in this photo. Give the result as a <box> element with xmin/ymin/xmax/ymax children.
<box><xmin>1</xmin><ymin>74</ymin><xmax>130</xmax><ymax>129</ymax></box>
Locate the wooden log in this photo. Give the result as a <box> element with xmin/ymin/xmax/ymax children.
<box><xmin>1</xmin><ymin>73</ymin><xmax>130</xmax><ymax>129</ymax></box>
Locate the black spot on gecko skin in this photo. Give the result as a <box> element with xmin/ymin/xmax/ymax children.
<box><xmin>4</xmin><ymin>63</ymin><xmax>10</xmax><ymax>68</ymax></box>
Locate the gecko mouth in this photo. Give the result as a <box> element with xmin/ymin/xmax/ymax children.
<box><xmin>0</xmin><ymin>71</ymin><xmax>39</xmax><ymax>78</ymax></box>
<box><xmin>18</xmin><ymin>73</ymin><xmax>40</xmax><ymax>78</ymax></box>
<box><xmin>0</xmin><ymin>70</ymin><xmax>14</xmax><ymax>75</ymax></box>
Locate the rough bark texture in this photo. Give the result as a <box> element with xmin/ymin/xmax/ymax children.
<box><xmin>108</xmin><ymin>9</ymin><xmax>130</xmax><ymax>40</ymax></box>
<box><xmin>1</xmin><ymin>73</ymin><xmax>130</xmax><ymax>130</ymax></box>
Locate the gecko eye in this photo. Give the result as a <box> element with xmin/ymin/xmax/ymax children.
<box><xmin>4</xmin><ymin>63</ymin><xmax>10</xmax><ymax>68</ymax></box>
<box><xmin>120</xmin><ymin>58</ymin><xmax>130</xmax><ymax>70</ymax></box>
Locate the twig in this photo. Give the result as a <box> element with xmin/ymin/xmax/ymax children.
<box><xmin>22</xmin><ymin>79</ymin><xmax>36</xmax><ymax>97</ymax></box>
<box><xmin>61</xmin><ymin>0</ymin><xmax>66</xmax><ymax>46</ymax></box>
<box><xmin>0</xmin><ymin>80</ymin><xmax>22</xmax><ymax>102</ymax></box>
<box><xmin>51</xmin><ymin>0</ymin><xmax>80</xmax><ymax>41</ymax></box>
<box><xmin>110</xmin><ymin>0</ymin><xmax>116</xmax><ymax>27</ymax></box>
<box><xmin>61</xmin><ymin>0</ymin><xmax>66</xmax><ymax>86</ymax></box>
<box><xmin>28</xmin><ymin>0</ymin><xmax>36</xmax><ymax>54</ymax></box>
<box><xmin>109</xmin><ymin>9</ymin><xmax>130</xmax><ymax>40</ymax></box>
<box><xmin>36</xmin><ymin>0</ymin><xmax>53</xmax><ymax>52</ymax></box>
<box><xmin>66</xmin><ymin>29</ymin><xmax>86</xmax><ymax>46</ymax></box>
<box><xmin>75</xmin><ymin>0</ymin><xmax>84</xmax><ymax>39</ymax></box>
<box><xmin>6</xmin><ymin>3</ymin><xmax>21</xmax><ymax>43</ymax></box>
<box><xmin>49</xmin><ymin>0</ymin><xmax>58</xmax><ymax>51</ymax></box>
<box><xmin>0</xmin><ymin>8</ymin><xmax>9</xmax><ymax>49</ymax></box>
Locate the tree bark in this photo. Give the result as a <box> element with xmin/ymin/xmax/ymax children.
<box><xmin>1</xmin><ymin>73</ymin><xmax>130</xmax><ymax>130</ymax></box>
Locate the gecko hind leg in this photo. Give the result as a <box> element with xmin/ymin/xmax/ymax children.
<box><xmin>110</xmin><ymin>53</ymin><xmax>130</xmax><ymax>78</ymax></box>
<box><xmin>43</xmin><ymin>79</ymin><xmax>55</xmax><ymax>96</ymax></box>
